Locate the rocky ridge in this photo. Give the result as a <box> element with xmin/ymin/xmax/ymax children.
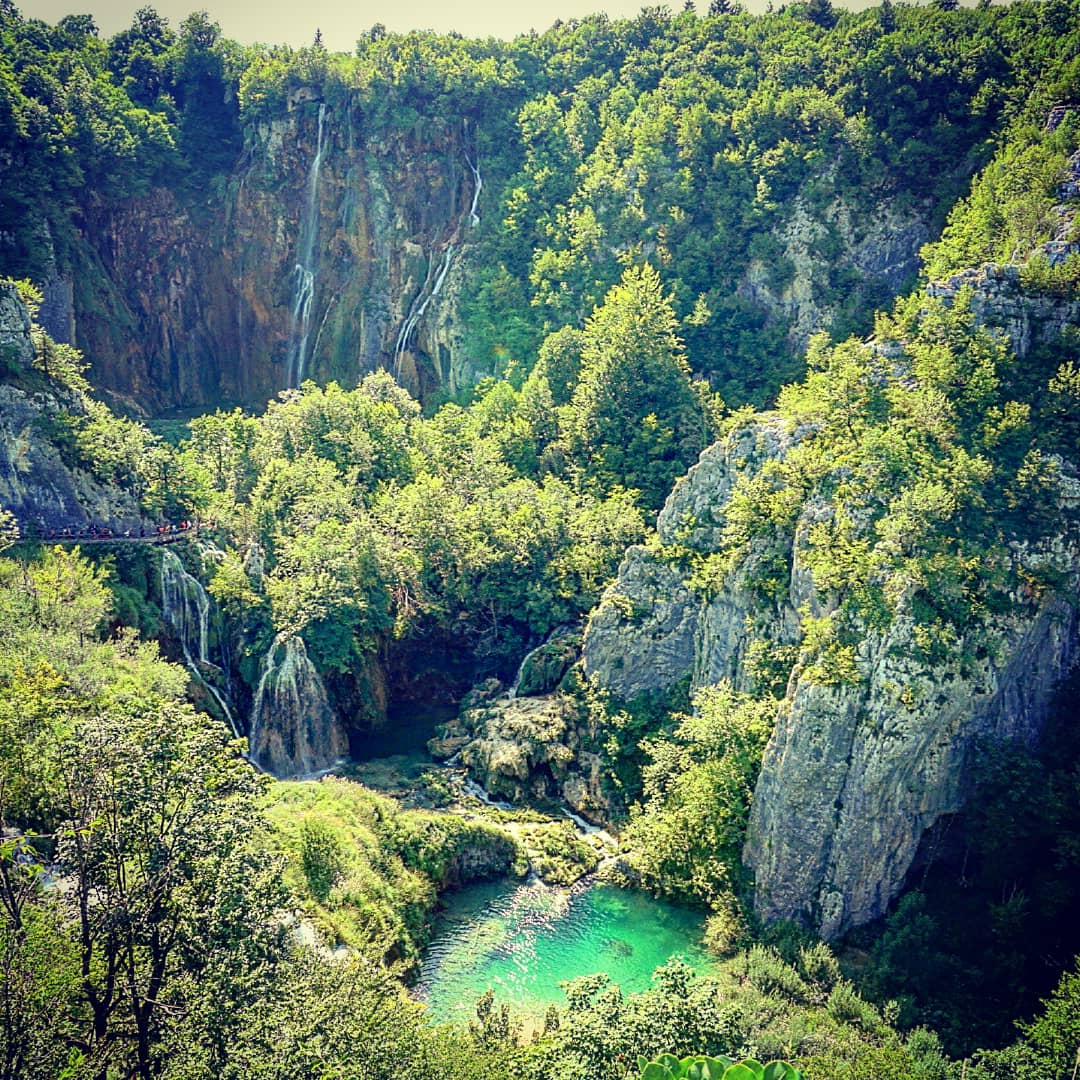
<box><xmin>581</xmin><ymin>277</ymin><xmax>1080</xmax><ymax>938</ymax></box>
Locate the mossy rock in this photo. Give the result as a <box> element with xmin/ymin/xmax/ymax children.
<box><xmin>515</xmin><ymin>629</ymin><xmax>581</xmax><ymax>698</ymax></box>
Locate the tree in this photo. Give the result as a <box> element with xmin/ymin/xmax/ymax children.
<box><xmin>560</xmin><ymin>264</ymin><xmax>715</xmax><ymax>512</ymax></box>
<box><xmin>803</xmin><ymin>0</ymin><xmax>837</xmax><ymax>28</ymax></box>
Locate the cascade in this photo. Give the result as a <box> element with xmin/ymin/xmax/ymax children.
<box><xmin>248</xmin><ymin>632</ymin><xmax>348</xmax><ymax>778</ymax></box>
<box><xmin>392</xmin><ymin>126</ymin><xmax>483</xmax><ymax>380</ymax></box>
<box><xmin>159</xmin><ymin>549</ymin><xmax>240</xmax><ymax>738</ymax></box>
<box><xmin>286</xmin><ymin>102</ymin><xmax>327</xmax><ymax>388</ymax></box>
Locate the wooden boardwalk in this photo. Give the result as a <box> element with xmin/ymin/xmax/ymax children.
<box><xmin>15</xmin><ymin>526</ymin><xmax>205</xmax><ymax>547</ymax></box>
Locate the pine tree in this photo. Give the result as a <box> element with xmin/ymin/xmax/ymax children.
<box><xmin>560</xmin><ymin>265</ymin><xmax>712</xmax><ymax>511</ymax></box>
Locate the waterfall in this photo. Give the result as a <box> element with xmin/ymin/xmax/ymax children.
<box><xmin>248</xmin><ymin>632</ymin><xmax>348</xmax><ymax>778</ymax></box>
<box><xmin>287</xmin><ymin>102</ymin><xmax>327</xmax><ymax>388</ymax></box>
<box><xmin>160</xmin><ymin>549</ymin><xmax>240</xmax><ymax>738</ymax></box>
<box><xmin>463</xmin><ymin>122</ymin><xmax>482</xmax><ymax>228</ymax></box>
<box><xmin>393</xmin><ymin>244</ymin><xmax>455</xmax><ymax>379</ymax></box>
<box><xmin>391</xmin><ymin>123</ymin><xmax>483</xmax><ymax>381</ymax></box>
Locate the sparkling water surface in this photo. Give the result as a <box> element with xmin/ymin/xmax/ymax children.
<box><xmin>416</xmin><ymin>877</ymin><xmax>712</xmax><ymax>1025</ymax></box>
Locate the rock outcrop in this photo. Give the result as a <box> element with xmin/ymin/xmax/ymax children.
<box><xmin>0</xmin><ymin>281</ymin><xmax>33</xmax><ymax>370</ymax></box>
<box><xmin>583</xmin><ymin>415</ymin><xmax>806</xmax><ymax>701</ymax></box>
<box><xmin>583</xmin><ymin>395</ymin><xmax>1080</xmax><ymax>939</ymax></box>
<box><xmin>748</xmin><ymin>571</ymin><xmax>1079</xmax><ymax>939</ymax></box>
<box><xmin>927</xmin><ymin>260</ymin><xmax>1080</xmax><ymax>358</ymax></box>
<box><xmin>0</xmin><ymin>285</ymin><xmax>145</xmax><ymax>531</ymax></box>
<box><xmin>431</xmin><ymin>681</ymin><xmax>612</xmax><ymax>825</ymax></box>
<box><xmin>740</xmin><ymin>193</ymin><xmax>929</xmax><ymax>358</ymax></box>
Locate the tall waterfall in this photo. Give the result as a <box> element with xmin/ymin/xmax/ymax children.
<box><xmin>160</xmin><ymin>549</ymin><xmax>240</xmax><ymax>738</ymax></box>
<box><xmin>248</xmin><ymin>632</ymin><xmax>348</xmax><ymax>778</ymax></box>
<box><xmin>464</xmin><ymin>121</ymin><xmax>482</xmax><ymax>229</ymax></box>
<box><xmin>287</xmin><ymin>102</ymin><xmax>327</xmax><ymax>388</ymax></box>
<box><xmin>392</xmin><ymin>125</ymin><xmax>482</xmax><ymax>380</ymax></box>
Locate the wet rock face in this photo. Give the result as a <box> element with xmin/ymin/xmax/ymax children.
<box><xmin>73</xmin><ymin>107</ymin><xmax>485</xmax><ymax>413</ymax></box>
<box><xmin>511</xmin><ymin>627</ymin><xmax>580</xmax><ymax>698</ymax></box>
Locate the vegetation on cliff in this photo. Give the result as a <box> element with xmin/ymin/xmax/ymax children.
<box><xmin>3</xmin><ymin>0</ymin><xmax>1080</xmax><ymax>1076</ymax></box>
<box><xmin>5</xmin><ymin>0</ymin><xmax>1080</xmax><ymax>408</ymax></box>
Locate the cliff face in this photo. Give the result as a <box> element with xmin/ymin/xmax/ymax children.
<box><xmin>55</xmin><ymin>98</ymin><xmax>940</xmax><ymax>418</ymax></box>
<box><xmin>583</xmin><ymin>416</ymin><xmax>807</xmax><ymax>700</ymax></box>
<box><xmin>749</xmin><ymin>559</ymin><xmax>1078</xmax><ymax>938</ymax></box>
<box><xmin>72</xmin><ymin>103</ymin><xmax>484</xmax><ymax>413</ymax></box>
<box><xmin>0</xmin><ymin>283</ymin><xmax>145</xmax><ymax>530</ymax></box>
<box><xmin>740</xmin><ymin>194</ymin><xmax>929</xmax><ymax>359</ymax></box>
<box><xmin>582</xmin><ymin>279</ymin><xmax>1080</xmax><ymax>939</ymax></box>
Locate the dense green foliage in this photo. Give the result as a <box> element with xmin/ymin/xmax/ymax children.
<box><xmin>3</xmin><ymin>1</ymin><xmax>1080</xmax><ymax>1077</ymax></box>
<box><xmin>5</xmin><ymin>0</ymin><xmax>1080</xmax><ymax>404</ymax></box>
<box><xmin>263</xmin><ymin>777</ymin><xmax>517</xmax><ymax>961</ymax></box>
<box><xmin>623</xmin><ymin>683</ymin><xmax>773</xmax><ymax>912</ymax></box>
<box><xmin>182</xmin><ymin>364</ymin><xmax>650</xmax><ymax>681</ymax></box>
<box><xmin>636</xmin><ymin>1054</ymin><xmax>801</xmax><ymax>1080</ymax></box>
<box><xmin>0</xmin><ymin>544</ymin><xmax>511</xmax><ymax>1079</ymax></box>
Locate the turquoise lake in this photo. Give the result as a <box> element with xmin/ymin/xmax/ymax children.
<box><xmin>415</xmin><ymin>877</ymin><xmax>713</xmax><ymax>1025</ymax></box>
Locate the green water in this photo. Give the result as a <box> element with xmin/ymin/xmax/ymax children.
<box><xmin>416</xmin><ymin>878</ymin><xmax>712</xmax><ymax>1025</ymax></box>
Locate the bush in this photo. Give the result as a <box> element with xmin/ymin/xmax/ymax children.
<box><xmin>300</xmin><ymin>816</ymin><xmax>346</xmax><ymax>901</ymax></box>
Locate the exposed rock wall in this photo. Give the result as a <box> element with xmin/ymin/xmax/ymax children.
<box><xmin>71</xmin><ymin>105</ymin><xmax>485</xmax><ymax>413</ymax></box>
<box><xmin>583</xmin><ymin>415</ymin><xmax>805</xmax><ymax>700</ymax></box>
<box><xmin>927</xmin><ymin>261</ymin><xmax>1080</xmax><ymax>358</ymax></box>
<box><xmin>583</xmin><ymin>403</ymin><xmax>1080</xmax><ymax>939</ymax></box>
<box><xmin>748</xmin><ymin>560</ymin><xmax>1079</xmax><ymax>939</ymax></box>
<box><xmin>0</xmin><ymin>284</ymin><xmax>145</xmax><ymax>530</ymax></box>
<box><xmin>56</xmin><ymin>104</ymin><xmax>936</xmax><ymax>417</ymax></box>
<box><xmin>740</xmin><ymin>194</ymin><xmax>929</xmax><ymax>357</ymax></box>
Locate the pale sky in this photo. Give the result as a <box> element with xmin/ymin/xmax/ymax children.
<box><xmin>21</xmin><ymin>0</ymin><xmax>866</xmax><ymax>51</ymax></box>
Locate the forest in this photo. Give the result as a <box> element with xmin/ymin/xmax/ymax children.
<box><xmin>1</xmin><ymin>0</ymin><xmax>1080</xmax><ymax>1076</ymax></box>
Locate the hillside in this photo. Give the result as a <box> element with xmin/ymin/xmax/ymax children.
<box><xmin>1</xmin><ymin>1</ymin><xmax>1080</xmax><ymax>1077</ymax></box>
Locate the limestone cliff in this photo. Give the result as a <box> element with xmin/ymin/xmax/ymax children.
<box><xmin>582</xmin><ymin>280</ymin><xmax>1080</xmax><ymax>939</ymax></box>
<box><xmin>0</xmin><ymin>283</ymin><xmax>145</xmax><ymax>531</ymax></box>
<box><xmin>583</xmin><ymin>416</ymin><xmax>807</xmax><ymax>700</ymax></box>
<box><xmin>71</xmin><ymin>104</ymin><xmax>485</xmax><ymax>413</ymax></box>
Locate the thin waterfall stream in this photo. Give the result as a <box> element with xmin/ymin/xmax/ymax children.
<box><xmin>392</xmin><ymin>126</ymin><xmax>482</xmax><ymax>380</ymax></box>
<box><xmin>287</xmin><ymin>102</ymin><xmax>327</xmax><ymax>387</ymax></box>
